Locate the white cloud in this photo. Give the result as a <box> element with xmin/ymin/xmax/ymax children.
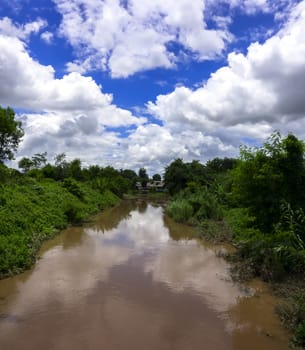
<box><xmin>108</xmin><ymin>123</ymin><xmax>237</xmax><ymax>174</ymax></box>
<box><xmin>0</xmin><ymin>31</ymin><xmax>146</xmax><ymax>168</ymax></box>
<box><xmin>147</xmin><ymin>0</ymin><xmax>305</xmax><ymax>158</ymax></box>
<box><xmin>0</xmin><ymin>17</ymin><xmax>46</xmax><ymax>40</ymax></box>
<box><xmin>54</xmin><ymin>0</ymin><xmax>231</xmax><ymax>78</ymax></box>
<box><xmin>0</xmin><ymin>33</ymin><xmax>145</xmax><ymax>125</ymax></box>
<box><xmin>2</xmin><ymin>1</ymin><xmax>305</xmax><ymax>175</ymax></box>
<box><xmin>40</xmin><ymin>31</ymin><xmax>54</xmax><ymax>43</ymax></box>
<box><xmin>207</xmin><ymin>0</ymin><xmax>299</xmax><ymax>15</ymax></box>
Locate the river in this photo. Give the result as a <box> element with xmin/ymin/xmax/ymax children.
<box><xmin>0</xmin><ymin>199</ymin><xmax>290</xmax><ymax>349</ymax></box>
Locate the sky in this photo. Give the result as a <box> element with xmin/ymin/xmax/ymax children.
<box><xmin>0</xmin><ymin>0</ymin><xmax>305</xmax><ymax>175</ymax></box>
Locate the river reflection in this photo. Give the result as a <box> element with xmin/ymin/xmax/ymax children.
<box><xmin>0</xmin><ymin>200</ymin><xmax>289</xmax><ymax>350</ymax></box>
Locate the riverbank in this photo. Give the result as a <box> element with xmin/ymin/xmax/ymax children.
<box><xmin>0</xmin><ymin>177</ymin><xmax>119</xmax><ymax>279</ymax></box>
<box><xmin>197</xmin><ymin>217</ymin><xmax>305</xmax><ymax>349</ymax></box>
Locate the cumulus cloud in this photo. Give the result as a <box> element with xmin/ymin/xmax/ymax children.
<box><xmin>0</xmin><ymin>29</ymin><xmax>145</xmax><ymax>167</ymax></box>
<box><xmin>147</xmin><ymin>0</ymin><xmax>305</xmax><ymax>157</ymax></box>
<box><xmin>40</xmin><ymin>31</ymin><xmax>54</xmax><ymax>43</ymax></box>
<box><xmin>110</xmin><ymin>123</ymin><xmax>237</xmax><ymax>174</ymax></box>
<box><xmin>54</xmin><ymin>0</ymin><xmax>231</xmax><ymax>78</ymax></box>
<box><xmin>2</xmin><ymin>1</ymin><xmax>305</xmax><ymax>175</ymax></box>
<box><xmin>16</xmin><ymin>111</ymin><xmax>126</xmax><ymax>166</ymax></box>
<box><xmin>0</xmin><ymin>17</ymin><xmax>46</xmax><ymax>40</ymax></box>
<box><xmin>0</xmin><ymin>33</ymin><xmax>145</xmax><ymax>124</ymax></box>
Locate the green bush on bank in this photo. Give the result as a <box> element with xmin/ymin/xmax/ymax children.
<box><xmin>292</xmin><ymin>292</ymin><xmax>305</xmax><ymax>348</ymax></box>
<box><xmin>224</xmin><ymin>207</ymin><xmax>305</xmax><ymax>281</ymax></box>
<box><xmin>0</xmin><ymin>178</ymin><xmax>119</xmax><ymax>278</ymax></box>
<box><xmin>166</xmin><ymin>186</ymin><xmax>223</xmax><ymax>224</ymax></box>
<box><xmin>166</xmin><ymin>199</ymin><xmax>193</xmax><ymax>223</ymax></box>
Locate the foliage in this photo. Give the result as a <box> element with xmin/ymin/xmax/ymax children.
<box><xmin>198</xmin><ymin>220</ymin><xmax>232</xmax><ymax>243</ymax></box>
<box><xmin>67</xmin><ymin>158</ymin><xmax>83</xmax><ymax>180</ymax></box>
<box><xmin>205</xmin><ymin>157</ymin><xmax>238</xmax><ymax>174</ymax></box>
<box><xmin>166</xmin><ymin>199</ymin><xmax>193</xmax><ymax>223</ymax></box>
<box><xmin>291</xmin><ymin>292</ymin><xmax>305</xmax><ymax>348</ymax></box>
<box><xmin>0</xmin><ymin>178</ymin><xmax>119</xmax><ymax>278</ymax></box>
<box><xmin>230</xmin><ymin>132</ymin><xmax>305</xmax><ymax>232</ymax></box>
<box><xmin>18</xmin><ymin>153</ymin><xmax>48</xmax><ymax>175</ymax></box>
<box><xmin>164</xmin><ymin>135</ymin><xmax>305</xmax><ymax>345</ymax></box>
<box><xmin>120</xmin><ymin>169</ymin><xmax>138</xmax><ymax>188</ymax></box>
<box><xmin>152</xmin><ymin>173</ymin><xmax>161</xmax><ymax>181</ymax></box>
<box><xmin>18</xmin><ymin>157</ymin><xmax>34</xmax><ymax>173</ymax></box>
<box><xmin>277</xmin><ymin>202</ymin><xmax>305</xmax><ymax>247</ymax></box>
<box><xmin>166</xmin><ymin>184</ymin><xmax>223</xmax><ymax>224</ymax></box>
<box><xmin>164</xmin><ymin>159</ymin><xmax>207</xmax><ymax>195</ymax></box>
<box><xmin>0</xmin><ymin>106</ymin><xmax>24</xmax><ymax>162</ymax></box>
<box><xmin>164</xmin><ymin>158</ymin><xmax>236</xmax><ymax>196</ymax></box>
<box><xmin>225</xmin><ymin>208</ymin><xmax>305</xmax><ymax>281</ymax></box>
<box><xmin>138</xmin><ymin>167</ymin><xmax>149</xmax><ymax>187</ymax></box>
<box><xmin>62</xmin><ymin>177</ymin><xmax>84</xmax><ymax>199</ymax></box>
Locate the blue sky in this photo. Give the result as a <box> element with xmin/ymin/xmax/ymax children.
<box><xmin>0</xmin><ymin>0</ymin><xmax>304</xmax><ymax>174</ymax></box>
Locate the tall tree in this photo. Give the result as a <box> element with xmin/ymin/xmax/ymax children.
<box><xmin>138</xmin><ymin>167</ymin><xmax>149</xmax><ymax>187</ymax></box>
<box><xmin>231</xmin><ymin>132</ymin><xmax>305</xmax><ymax>232</ymax></box>
<box><xmin>0</xmin><ymin>106</ymin><xmax>23</xmax><ymax>162</ymax></box>
<box><xmin>31</xmin><ymin>152</ymin><xmax>47</xmax><ymax>169</ymax></box>
<box><xmin>164</xmin><ymin>159</ymin><xmax>189</xmax><ymax>195</ymax></box>
<box><xmin>152</xmin><ymin>173</ymin><xmax>161</xmax><ymax>181</ymax></box>
<box><xmin>68</xmin><ymin>159</ymin><xmax>83</xmax><ymax>180</ymax></box>
<box><xmin>18</xmin><ymin>157</ymin><xmax>34</xmax><ymax>173</ymax></box>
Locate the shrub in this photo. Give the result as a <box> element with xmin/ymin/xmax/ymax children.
<box><xmin>64</xmin><ymin>202</ymin><xmax>86</xmax><ymax>223</ymax></box>
<box><xmin>166</xmin><ymin>199</ymin><xmax>193</xmax><ymax>223</ymax></box>
<box><xmin>62</xmin><ymin>178</ymin><xmax>84</xmax><ymax>199</ymax></box>
<box><xmin>292</xmin><ymin>293</ymin><xmax>305</xmax><ymax>348</ymax></box>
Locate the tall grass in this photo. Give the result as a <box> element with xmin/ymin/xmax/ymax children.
<box><xmin>166</xmin><ymin>199</ymin><xmax>193</xmax><ymax>223</ymax></box>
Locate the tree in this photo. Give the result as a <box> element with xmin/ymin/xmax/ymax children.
<box><xmin>138</xmin><ymin>167</ymin><xmax>148</xmax><ymax>187</ymax></box>
<box><xmin>120</xmin><ymin>169</ymin><xmax>138</xmax><ymax>188</ymax></box>
<box><xmin>54</xmin><ymin>153</ymin><xmax>68</xmax><ymax>180</ymax></box>
<box><xmin>164</xmin><ymin>159</ymin><xmax>189</xmax><ymax>195</ymax></box>
<box><xmin>281</xmin><ymin>134</ymin><xmax>305</xmax><ymax>209</ymax></box>
<box><xmin>206</xmin><ymin>157</ymin><xmax>238</xmax><ymax>173</ymax></box>
<box><xmin>31</xmin><ymin>152</ymin><xmax>47</xmax><ymax>169</ymax></box>
<box><xmin>0</xmin><ymin>106</ymin><xmax>23</xmax><ymax>162</ymax></box>
<box><xmin>54</xmin><ymin>153</ymin><xmax>67</xmax><ymax>168</ymax></box>
<box><xmin>152</xmin><ymin>173</ymin><xmax>161</xmax><ymax>181</ymax></box>
<box><xmin>230</xmin><ymin>132</ymin><xmax>305</xmax><ymax>232</ymax></box>
<box><xmin>18</xmin><ymin>157</ymin><xmax>34</xmax><ymax>173</ymax></box>
<box><xmin>68</xmin><ymin>159</ymin><xmax>83</xmax><ymax>180</ymax></box>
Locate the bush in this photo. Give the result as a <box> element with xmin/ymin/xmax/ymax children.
<box><xmin>62</xmin><ymin>177</ymin><xmax>84</xmax><ymax>199</ymax></box>
<box><xmin>188</xmin><ymin>190</ymin><xmax>223</xmax><ymax>221</ymax></box>
<box><xmin>64</xmin><ymin>202</ymin><xmax>86</xmax><ymax>223</ymax></box>
<box><xmin>166</xmin><ymin>199</ymin><xmax>193</xmax><ymax>223</ymax></box>
<box><xmin>292</xmin><ymin>293</ymin><xmax>305</xmax><ymax>348</ymax></box>
<box><xmin>198</xmin><ymin>220</ymin><xmax>232</xmax><ymax>243</ymax></box>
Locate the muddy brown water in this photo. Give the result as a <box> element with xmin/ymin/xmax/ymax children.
<box><xmin>0</xmin><ymin>200</ymin><xmax>290</xmax><ymax>349</ymax></box>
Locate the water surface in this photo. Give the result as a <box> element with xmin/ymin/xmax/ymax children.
<box><xmin>0</xmin><ymin>200</ymin><xmax>290</xmax><ymax>349</ymax></box>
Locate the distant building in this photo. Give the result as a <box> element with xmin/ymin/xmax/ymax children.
<box><xmin>136</xmin><ymin>180</ymin><xmax>165</xmax><ymax>191</ymax></box>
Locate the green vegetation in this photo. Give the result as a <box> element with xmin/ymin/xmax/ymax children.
<box><xmin>164</xmin><ymin>132</ymin><xmax>305</xmax><ymax>348</ymax></box>
<box><xmin>0</xmin><ymin>150</ymin><xmax>144</xmax><ymax>278</ymax></box>
<box><xmin>0</xmin><ymin>174</ymin><xmax>120</xmax><ymax>278</ymax></box>
<box><xmin>0</xmin><ymin>106</ymin><xmax>23</xmax><ymax>163</ymax></box>
<box><xmin>0</xmin><ymin>106</ymin><xmax>147</xmax><ymax>278</ymax></box>
<box><xmin>0</xmin><ymin>152</ymin><xmax>141</xmax><ymax>278</ymax></box>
